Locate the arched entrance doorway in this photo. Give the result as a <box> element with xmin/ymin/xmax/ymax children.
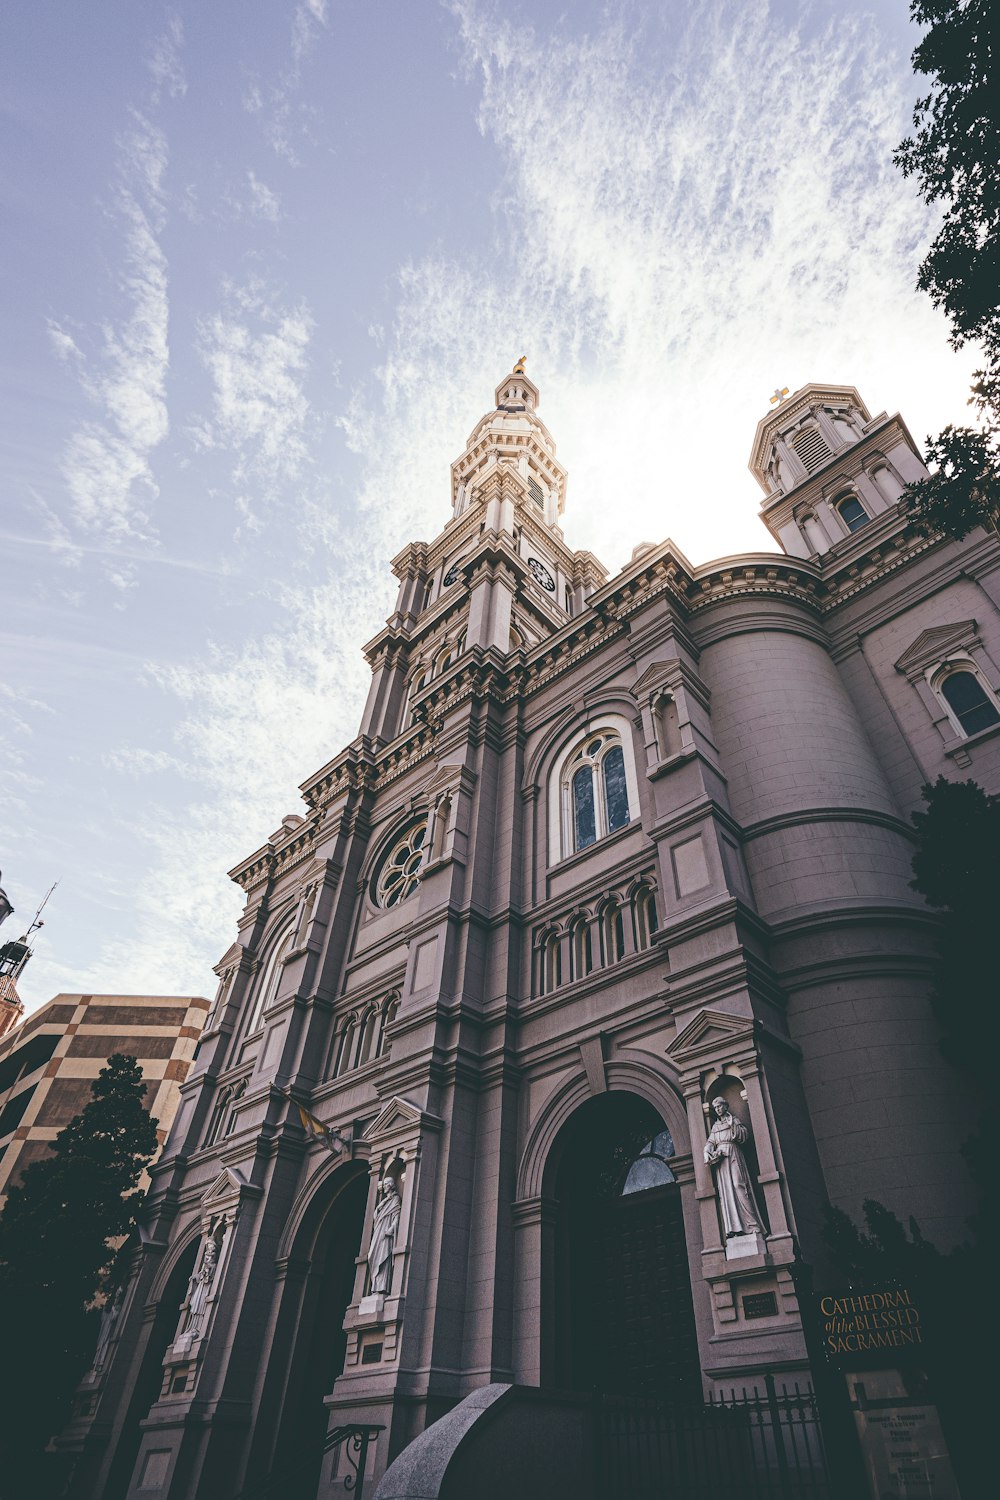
<box><xmin>551</xmin><ymin>1091</ymin><xmax>700</xmax><ymax>1398</ymax></box>
<box><xmin>267</xmin><ymin>1168</ymin><xmax>369</xmax><ymax>1499</ymax></box>
<box><xmin>102</xmin><ymin>1237</ymin><xmax>199</xmax><ymax>1500</ymax></box>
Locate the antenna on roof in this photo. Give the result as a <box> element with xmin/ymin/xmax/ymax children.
<box><xmin>21</xmin><ymin>881</ymin><xmax>58</xmax><ymax>944</ymax></box>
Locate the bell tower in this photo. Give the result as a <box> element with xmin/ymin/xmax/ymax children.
<box><xmin>749</xmin><ymin>382</ymin><xmax>928</xmax><ymax>558</ymax></box>
<box><xmin>358</xmin><ymin>361</ymin><xmax>606</xmax><ymax>746</ymax></box>
<box><xmin>450</xmin><ymin>358</ymin><xmax>567</xmax><ymax>529</ymax></box>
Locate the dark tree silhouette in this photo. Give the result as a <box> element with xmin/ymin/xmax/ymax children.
<box><xmin>0</xmin><ymin>1054</ymin><xmax>158</xmax><ymax>1499</ymax></box>
<box><xmin>910</xmin><ymin>775</ymin><xmax>1000</xmax><ymax>1080</ymax></box>
<box><xmin>895</xmin><ymin>2</ymin><xmax>1000</xmax><ymax>539</ymax></box>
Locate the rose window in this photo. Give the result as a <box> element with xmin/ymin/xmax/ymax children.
<box><xmin>374</xmin><ymin>821</ymin><xmax>428</xmax><ymax>908</ymax></box>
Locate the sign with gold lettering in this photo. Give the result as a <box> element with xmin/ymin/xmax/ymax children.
<box><xmin>817</xmin><ymin>1286</ymin><xmax>923</xmax><ymax>1365</ymax></box>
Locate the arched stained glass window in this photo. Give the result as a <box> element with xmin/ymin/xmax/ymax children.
<box><xmin>572</xmin><ymin>766</ymin><xmax>596</xmax><ymax>850</ymax></box>
<box><xmin>940</xmin><ymin>670</ymin><xmax>1000</xmax><ymax>737</ymax></box>
<box><xmin>374</xmin><ymin>820</ymin><xmax>428</xmax><ymax>908</ymax></box>
<box><xmin>621</xmin><ymin>1129</ymin><xmax>677</xmax><ymax>1195</ymax></box>
<box><xmin>563</xmin><ymin>732</ymin><xmax>633</xmax><ymax>857</ymax></box>
<box><xmin>603</xmin><ymin>745</ymin><xmax>628</xmax><ymax>831</ymax></box>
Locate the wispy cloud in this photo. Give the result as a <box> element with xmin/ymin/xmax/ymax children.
<box><xmin>53</xmin><ymin>108</ymin><xmax>170</xmax><ymax>540</ymax></box>
<box><xmin>245</xmin><ymin>170</ymin><xmax>282</xmax><ymax>223</ymax></box>
<box><xmin>333</xmin><ymin>0</ymin><xmax>971</xmax><ymax>570</ymax></box>
<box><xmin>148</xmin><ymin>11</ymin><xmax>187</xmax><ymax>105</ymax></box>
<box><xmin>243</xmin><ymin>0</ymin><xmax>328</xmax><ymax>164</ymax></box>
<box><xmin>194</xmin><ymin>279</ymin><xmax>315</xmax><ymax>509</ymax></box>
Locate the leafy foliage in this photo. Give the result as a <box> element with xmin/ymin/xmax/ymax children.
<box><xmin>910</xmin><ymin>776</ymin><xmax>1000</xmax><ymax>1080</ymax></box>
<box><xmin>895</xmin><ymin>3</ymin><xmax>1000</xmax><ymax>540</ymax></box>
<box><xmin>0</xmin><ymin>1054</ymin><xmax>158</xmax><ymax>1497</ymax></box>
<box><xmin>894</xmin><ymin>1</ymin><xmax>1000</xmax><ymax>361</ymax></box>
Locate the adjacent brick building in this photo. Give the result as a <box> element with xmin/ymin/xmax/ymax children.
<box><xmin>63</xmin><ymin>371</ymin><xmax>999</xmax><ymax>1498</ymax></box>
<box><xmin>0</xmin><ymin>993</ymin><xmax>210</xmax><ymax>1201</ymax></box>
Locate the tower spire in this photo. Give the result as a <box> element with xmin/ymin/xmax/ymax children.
<box><xmin>450</xmin><ymin>360</ymin><xmax>567</xmax><ymax>527</ymax></box>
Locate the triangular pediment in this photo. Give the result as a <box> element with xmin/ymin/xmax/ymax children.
<box><xmin>667</xmin><ymin>1007</ymin><xmax>755</xmax><ymax>1062</ymax></box>
<box><xmin>202</xmin><ymin>1165</ymin><xmax>256</xmax><ymax>1206</ymax></box>
<box><xmin>894</xmin><ymin>621</ymin><xmax>977</xmax><ymax>678</ymax></box>
<box><xmin>631</xmin><ymin>660</ymin><xmax>682</xmax><ymax>698</ymax></box>
<box><xmin>213</xmin><ymin>941</ymin><xmax>244</xmax><ymax>976</ymax></box>
<box><xmin>364</xmin><ymin>1096</ymin><xmax>443</xmax><ymax>1143</ymax></box>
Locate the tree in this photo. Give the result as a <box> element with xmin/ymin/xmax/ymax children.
<box><xmin>0</xmin><ymin>1054</ymin><xmax>159</xmax><ymax>1498</ymax></box>
<box><xmin>909</xmin><ymin>775</ymin><xmax>1000</xmax><ymax>1080</ymax></box>
<box><xmin>895</xmin><ymin>2</ymin><xmax>1000</xmax><ymax>539</ymax></box>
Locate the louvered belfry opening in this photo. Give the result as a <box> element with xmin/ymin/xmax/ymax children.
<box><xmin>791</xmin><ymin>425</ymin><xmax>832</xmax><ymax>473</ymax></box>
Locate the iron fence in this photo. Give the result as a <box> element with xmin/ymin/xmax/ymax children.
<box><xmin>597</xmin><ymin>1376</ymin><xmax>830</xmax><ymax>1500</ymax></box>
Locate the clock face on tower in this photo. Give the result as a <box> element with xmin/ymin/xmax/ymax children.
<box><xmin>527</xmin><ymin>556</ymin><xmax>556</xmax><ymax>592</ymax></box>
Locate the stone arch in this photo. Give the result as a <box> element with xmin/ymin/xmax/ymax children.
<box><xmin>276</xmin><ymin>1148</ymin><xmax>370</xmax><ymax>1265</ymax></box>
<box><xmin>539</xmin><ymin>1078</ymin><xmax>701</xmax><ymax>1396</ymax></box>
<box><xmin>516</xmin><ymin>1052</ymin><xmax>689</xmax><ymax>1202</ymax></box>
<box><xmin>147</xmin><ymin>1217</ymin><xmax>205</xmax><ymax>1307</ymax></box>
<box><xmin>252</xmin><ymin>1159</ymin><xmax>371</xmax><ymax>1491</ymax></box>
<box><xmin>357</xmin><ymin>797</ymin><xmax>432</xmax><ymax>889</ymax></box>
<box><xmin>520</xmin><ymin>689</ymin><xmax>642</xmax><ymax>797</ymax></box>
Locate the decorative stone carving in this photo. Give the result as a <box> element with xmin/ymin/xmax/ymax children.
<box><xmin>90</xmin><ymin>1283</ymin><xmax>126</xmax><ymax>1373</ymax></box>
<box><xmin>179</xmin><ymin>1232</ymin><xmax>220</xmax><ymax>1342</ymax></box>
<box><xmin>367</xmin><ymin>1175</ymin><xmax>402</xmax><ymax>1295</ymax></box>
<box><xmin>703</xmin><ymin>1096</ymin><xmax>764</xmax><ymax>1240</ymax></box>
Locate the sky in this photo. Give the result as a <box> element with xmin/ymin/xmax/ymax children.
<box><xmin>0</xmin><ymin>0</ymin><xmax>980</xmax><ymax>1013</ymax></box>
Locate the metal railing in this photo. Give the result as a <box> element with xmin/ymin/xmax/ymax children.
<box><xmin>597</xmin><ymin>1377</ymin><xmax>830</xmax><ymax>1499</ymax></box>
<box><xmin>231</xmin><ymin>1422</ymin><xmax>384</xmax><ymax>1500</ymax></box>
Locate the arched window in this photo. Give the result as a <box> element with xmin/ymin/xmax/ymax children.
<box><xmin>356</xmin><ymin>1007</ymin><xmax>379</xmax><ymax>1068</ymax></box>
<box><xmin>632</xmin><ymin>886</ymin><xmax>658</xmax><ymax>950</ymax></box>
<box><xmin>621</xmin><ymin>1129</ymin><xmax>677</xmax><ymax>1194</ymax></box>
<box><xmin>376</xmin><ymin>993</ymin><xmax>400</xmax><ymax>1058</ymax></box>
<box><xmin>870</xmin><ymin>465</ymin><xmax>904</xmax><ymax>503</ymax></box>
<box><xmin>222</xmin><ymin>1078</ymin><xmax>248</xmax><ymax>1139</ymax></box>
<box><xmin>246</xmin><ymin>919</ymin><xmax>296</xmax><ymax>1034</ymax></box>
<box><xmin>937</xmin><ymin>668</ymin><xmax>1000</xmax><ymax>737</ymax></box>
<box><xmin>408</xmin><ymin>673</ymin><xmax>426</xmax><ymax>728</ymax></box>
<box><xmin>569</xmin><ymin>916</ymin><xmax>593</xmax><ymax>982</ymax></box>
<box><xmin>549</xmin><ymin>716</ymin><xmax>640</xmax><ymax>864</ymax></box>
<box><xmin>540</xmin><ymin>931</ymin><xmax>562</xmax><ymax>995</ymax></box>
<box><xmin>204</xmin><ymin>1085</ymin><xmax>232</xmax><ymax>1148</ymax></box>
<box><xmin>599</xmin><ymin>901</ymin><xmax>625</xmax><ymax>966</ymax></box>
<box><xmin>565</xmin><ymin>735</ymin><xmax>631</xmax><ymax>854</ymax></box>
<box><xmin>373</xmin><ymin>820</ymin><xmax>428</xmax><ymax>909</ymax></box>
<box><xmin>334</xmin><ymin>1016</ymin><xmax>357</xmax><ymax>1077</ymax></box>
<box><xmin>835</xmin><ymin>493</ymin><xmax>869</xmax><ymax>534</ymax></box>
<box><xmin>791</xmin><ymin>426</ymin><xmax>832</xmax><ymax>474</ymax></box>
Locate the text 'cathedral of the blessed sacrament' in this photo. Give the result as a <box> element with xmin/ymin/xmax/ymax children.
<box><xmin>61</xmin><ymin>366</ymin><xmax>1000</xmax><ymax>1498</ymax></box>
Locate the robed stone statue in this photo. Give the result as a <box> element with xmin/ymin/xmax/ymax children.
<box><xmin>367</xmin><ymin>1177</ymin><xmax>402</xmax><ymax>1295</ymax></box>
<box><xmin>182</xmin><ymin>1235</ymin><xmax>219</xmax><ymax>1339</ymax></box>
<box><xmin>703</xmin><ymin>1096</ymin><xmax>764</xmax><ymax>1238</ymax></box>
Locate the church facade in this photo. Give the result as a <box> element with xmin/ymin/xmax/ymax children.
<box><xmin>64</xmin><ymin>370</ymin><xmax>1000</xmax><ymax>1498</ymax></box>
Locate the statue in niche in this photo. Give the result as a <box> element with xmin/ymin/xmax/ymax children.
<box><xmin>91</xmin><ymin>1283</ymin><xmax>126</xmax><ymax>1372</ymax></box>
<box><xmin>703</xmin><ymin>1095</ymin><xmax>764</xmax><ymax>1238</ymax></box>
<box><xmin>182</xmin><ymin>1234</ymin><xmax>220</xmax><ymax>1339</ymax></box>
<box><xmin>367</xmin><ymin>1175</ymin><xmax>402</xmax><ymax>1295</ymax></box>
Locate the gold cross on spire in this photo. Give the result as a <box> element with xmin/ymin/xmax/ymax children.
<box><xmin>769</xmin><ymin>386</ymin><xmax>789</xmax><ymax>406</ymax></box>
<box><xmin>512</xmin><ymin>355</ymin><xmax>527</xmax><ymax>375</ymax></box>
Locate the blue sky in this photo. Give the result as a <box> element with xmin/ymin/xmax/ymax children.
<box><xmin>1</xmin><ymin>1</ymin><xmax>978</xmax><ymax>1011</ymax></box>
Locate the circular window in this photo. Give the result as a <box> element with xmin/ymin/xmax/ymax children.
<box><xmin>374</xmin><ymin>821</ymin><xmax>428</xmax><ymax>909</ymax></box>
